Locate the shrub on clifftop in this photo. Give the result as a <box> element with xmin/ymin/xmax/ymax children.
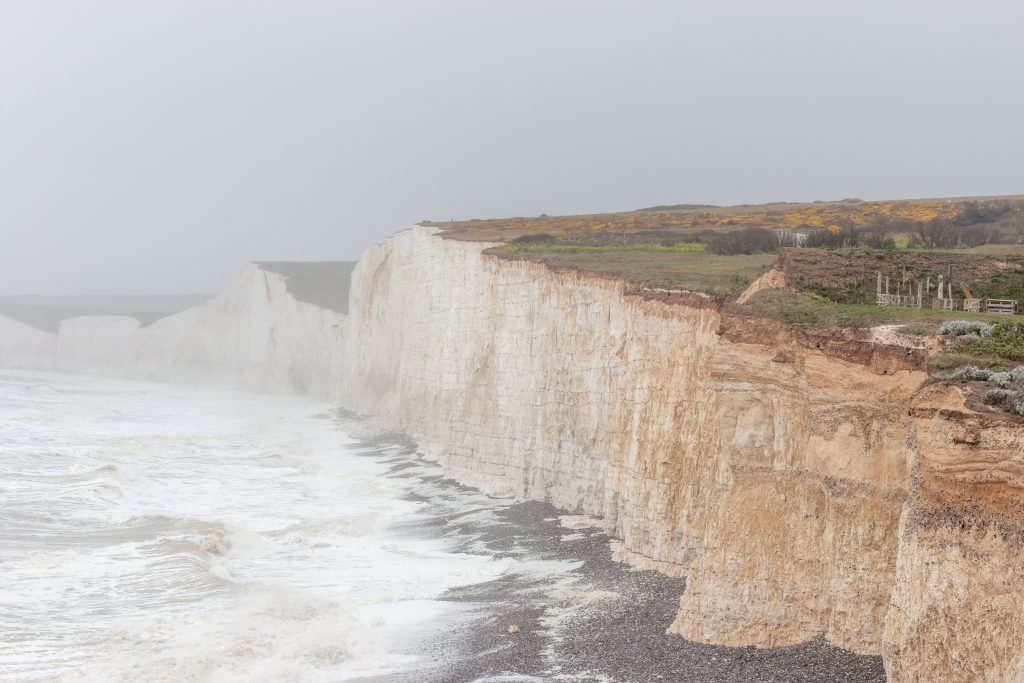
<box><xmin>945</xmin><ymin>362</ymin><xmax>1024</xmax><ymax>416</ymax></box>
<box><xmin>938</xmin><ymin>320</ymin><xmax>995</xmax><ymax>337</ymax></box>
<box><xmin>962</xmin><ymin>320</ymin><xmax>1024</xmax><ymax>361</ymax></box>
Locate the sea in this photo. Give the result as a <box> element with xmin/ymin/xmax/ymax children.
<box><xmin>0</xmin><ymin>370</ymin><xmax>513</xmax><ymax>682</ymax></box>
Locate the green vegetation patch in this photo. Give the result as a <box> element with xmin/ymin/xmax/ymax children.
<box><xmin>783</xmin><ymin>248</ymin><xmax>1024</xmax><ymax>304</ymax></box>
<box><xmin>948</xmin><ymin>320</ymin><xmax>1024</xmax><ymax>362</ymax></box>
<box><xmin>730</xmin><ymin>289</ymin><xmax>1006</xmax><ymax>333</ymax></box>
<box><xmin>501</xmin><ymin>242</ymin><xmax>707</xmax><ymax>255</ymax></box>
<box><xmin>490</xmin><ymin>243</ymin><xmax>774</xmax><ymax>296</ymax></box>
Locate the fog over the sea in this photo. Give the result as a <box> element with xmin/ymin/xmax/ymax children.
<box><xmin>1</xmin><ymin>0</ymin><xmax>1022</xmax><ymax>295</ymax></box>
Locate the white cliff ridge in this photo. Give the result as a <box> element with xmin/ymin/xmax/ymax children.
<box><xmin>340</xmin><ymin>227</ymin><xmax>919</xmax><ymax>656</ymax></box>
<box><xmin>43</xmin><ymin>263</ymin><xmax>348</xmax><ymax>395</ymax></box>
<box><xmin>1</xmin><ymin>225</ymin><xmax>1021</xmax><ymax>682</ymax></box>
<box><xmin>0</xmin><ymin>316</ymin><xmax>57</xmax><ymax>369</ymax></box>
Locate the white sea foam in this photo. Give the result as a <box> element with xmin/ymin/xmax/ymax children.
<box><xmin>0</xmin><ymin>370</ymin><xmax>508</xmax><ymax>682</ymax></box>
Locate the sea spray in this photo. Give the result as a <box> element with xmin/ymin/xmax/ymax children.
<box><xmin>0</xmin><ymin>370</ymin><xmax>507</xmax><ymax>682</ymax></box>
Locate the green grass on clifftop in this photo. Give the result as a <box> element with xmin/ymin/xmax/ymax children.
<box><xmin>730</xmin><ymin>289</ymin><xmax>1009</xmax><ymax>334</ymax></box>
<box><xmin>501</xmin><ymin>242</ymin><xmax>707</xmax><ymax>255</ymax></box>
<box><xmin>491</xmin><ymin>243</ymin><xmax>775</xmax><ymax>296</ymax></box>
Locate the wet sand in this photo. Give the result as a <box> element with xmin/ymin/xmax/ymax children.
<box><xmin>347</xmin><ymin>430</ymin><xmax>886</xmax><ymax>683</ymax></box>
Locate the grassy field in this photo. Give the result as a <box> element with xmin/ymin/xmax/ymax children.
<box><xmin>782</xmin><ymin>248</ymin><xmax>1024</xmax><ymax>303</ymax></box>
<box><xmin>729</xmin><ymin>289</ymin><xmax>1008</xmax><ymax>334</ymax></box>
<box><xmin>467</xmin><ymin>198</ymin><xmax>1024</xmax><ymax>370</ymax></box>
<box><xmin>492</xmin><ymin>238</ymin><xmax>1024</xmax><ymax>367</ymax></box>
<box><xmin>494</xmin><ymin>240</ymin><xmax>1024</xmax><ymax>304</ymax></box>
<box><xmin>500</xmin><ymin>242</ymin><xmax>706</xmax><ymax>255</ymax></box>
<box><xmin>491</xmin><ymin>243</ymin><xmax>775</xmax><ymax>296</ymax></box>
<box><xmin>957</xmin><ymin>243</ymin><xmax>1024</xmax><ymax>255</ymax></box>
<box><xmin>729</xmin><ymin>291</ymin><xmax>1024</xmax><ymax>371</ymax></box>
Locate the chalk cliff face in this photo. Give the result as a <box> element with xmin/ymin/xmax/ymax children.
<box><xmin>341</xmin><ymin>228</ymin><xmax>1024</xmax><ymax>680</ymax></box>
<box><xmin>673</xmin><ymin>340</ymin><xmax>918</xmax><ymax>654</ymax></box>
<box><xmin>885</xmin><ymin>384</ymin><xmax>1024</xmax><ymax>682</ymax></box>
<box><xmin>344</xmin><ymin>227</ymin><xmax>727</xmax><ymax>571</ymax></box>
<box><xmin>53</xmin><ymin>264</ymin><xmax>347</xmax><ymax>397</ymax></box>
<box><xmin>340</xmin><ymin>227</ymin><xmax>925</xmax><ymax>657</ymax></box>
<box><xmin>0</xmin><ymin>316</ymin><xmax>56</xmax><ymax>369</ymax></box>
<box><xmin>1</xmin><ymin>226</ymin><xmax>1022</xmax><ymax>681</ymax></box>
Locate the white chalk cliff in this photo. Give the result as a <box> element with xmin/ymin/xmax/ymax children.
<box><xmin>45</xmin><ymin>263</ymin><xmax>347</xmax><ymax>395</ymax></box>
<box><xmin>2</xmin><ymin>225</ymin><xmax>1021</xmax><ymax>682</ymax></box>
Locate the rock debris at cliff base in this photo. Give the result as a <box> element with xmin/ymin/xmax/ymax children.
<box><xmin>347</xmin><ymin>432</ymin><xmax>885</xmax><ymax>683</ymax></box>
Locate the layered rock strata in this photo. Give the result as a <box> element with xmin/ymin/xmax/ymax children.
<box><xmin>885</xmin><ymin>384</ymin><xmax>1024</xmax><ymax>682</ymax></box>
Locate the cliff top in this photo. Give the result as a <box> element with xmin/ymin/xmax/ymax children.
<box><xmin>426</xmin><ymin>195</ymin><xmax>1024</xmax><ymax>314</ymax></box>
<box><xmin>429</xmin><ymin>194</ymin><xmax>1024</xmax><ymax>374</ymax></box>
<box><xmin>426</xmin><ymin>195</ymin><xmax>1024</xmax><ymax>244</ymax></box>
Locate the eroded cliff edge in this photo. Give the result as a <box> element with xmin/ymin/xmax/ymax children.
<box><xmin>886</xmin><ymin>384</ymin><xmax>1024</xmax><ymax>682</ymax></box>
<box><xmin>342</xmin><ymin>227</ymin><xmax>1024</xmax><ymax>682</ymax></box>
<box><xmin>2</xmin><ymin>226</ymin><xmax>1022</xmax><ymax>682</ymax></box>
<box><xmin>343</xmin><ymin>228</ymin><xmax>922</xmax><ymax>655</ymax></box>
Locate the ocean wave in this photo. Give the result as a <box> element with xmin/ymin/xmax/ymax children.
<box><xmin>260</xmin><ymin>450</ymin><xmax>323</xmax><ymax>474</ymax></box>
<box><xmin>125</xmin><ymin>515</ymin><xmax>270</xmax><ymax>561</ymax></box>
<box><xmin>2</xmin><ymin>463</ymin><xmax>150</xmax><ymax>489</ymax></box>
<box><xmin>0</xmin><ymin>373</ymin><xmax>509</xmax><ymax>682</ymax></box>
<box><xmin>268</xmin><ymin>515</ymin><xmax>379</xmax><ymax>546</ymax></box>
<box><xmin>71</xmin><ymin>464</ymin><xmax>150</xmax><ymax>488</ymax></box>
<box><xmin>68</xmin><ymin>587</ymin><xmax>407</xmax><ymax>683</ymax></box>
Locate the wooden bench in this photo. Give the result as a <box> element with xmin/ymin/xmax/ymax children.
<box><xmin>985</xmin><ymin>299</ymin><xmax>1018</xmax><ymax>315</ymax></box>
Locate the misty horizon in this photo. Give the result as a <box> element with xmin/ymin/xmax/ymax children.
<box><xmin>3</xmin><ymin>191</ymin><xmax>1021</xmax><ymax>298</ymax></box>
<box><xmin>3</xmin><ymin>0</ymin><xmax>1023</xmax><ymax>296</ymax></box>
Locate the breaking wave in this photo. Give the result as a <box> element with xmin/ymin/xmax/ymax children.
<box><xmin>0</xmin><ymin>371</ymin><xmax>507</xmax><ymax>681</ymax></box>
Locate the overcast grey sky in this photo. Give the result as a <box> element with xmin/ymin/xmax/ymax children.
<box><xmin>1</xmin><ymin>0</ymin><xmax>1022</xmax><ymax>295</ymax></box>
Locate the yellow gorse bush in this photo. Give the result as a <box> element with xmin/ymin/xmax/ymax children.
<box><xmin>435</xmin><ymin>197</ymin><xmax>1002</xmax><ymax>242</ymax></box>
